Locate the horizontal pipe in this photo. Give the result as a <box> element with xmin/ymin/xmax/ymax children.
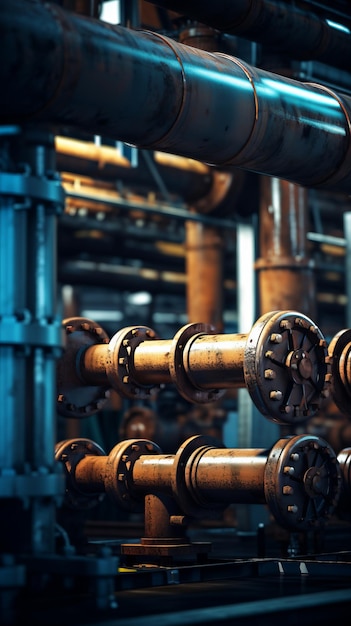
<box><xmin>133</xmin><ymin>449</ymin><xmax>266</xmax><ymax>504</ymax></box>
<box><xmin>146</xmin><ymin>0</ymin><xmax>351</xmax><ymax>71</ymax></box>
<box><xmin>63</xmin><ymin>188</ymin><xmax>238</xmax><ymax>229</ymax></box>
<box><xmin>189</xmin><ymin>448</ymin><xmax>267</xmax><ymax>504</ymax></box>
<box><xmin>1</xmin><ymin>1</ymin><xmax>351</xmax><ymax>191</ymax></box>
<box><xmin>57</xmin><ymin>259</ymin><xmax>237</xmax><ymax>297</ymax></box>
<box><xmin>133</xmin><ymin>456</ymin><xmax>174</xmax><ymax>493</ymax></box>
<box><xmin>182</xmin><ymin>333</ymin><xmax>247</xmax><ymax>388</ymax></box>
<box><xmin>57</xmin><ymin>259</ymin><xmax>187</xmax><ymax>293</ymax></box>
<box><xmin>74</xmin><ymin>455</ymin><xmax>107</xmax><ymax>493</ymax></box>
<box><xmin>81</xmin><ymin>331</ymin><xmax>247</xmax><ymax>389</ymax></box>
<box><xmin>307</xmin><ymin>232</ymin><xmax>346</xmax><ymax>248</ymax></box>
<box><xmin>56</xmin><ymin>141</ymin><xmax>215</xmax><ymax>202</ymax></box>
<box><xmin>55</xmin><ymin>136</ymin><xmax>131</xmax><ymax>168</ymax></box>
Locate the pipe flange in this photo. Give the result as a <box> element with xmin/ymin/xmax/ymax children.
<box><xmin>55</xmin><ymin>438</ymin><xmax>106</xmax><ymax>509</ymax></box>
<box><xmin>169</xmin><ymin>323</ymin><xmax>226</xmax><ymax>404</ymax></box>
<box><xmin>106</xmin><ymin>326</ymin><xmax>160</xmax><ymax>399</ymax></box>
<box><xmin>264</xmin><ymin>435</ymin><xmax>342</xmax><ymax>531</ymax></box>
<box><xmin>105</xmin><ymin>438</ymin><xmax>162</xmax><ymax>513</ymax></box>
<box><xmin>171</xmin><ymin>435</ymin><xmax>222</xmax><ymax>517</ymax></box>
<box><xmin>57</xmin><ymin>317</ymin><xmax>110</xmax><ymax>418</ymax></box>
<box><xmin>328</xmin><ymin>329</ymin><xmax>351</xmax><ymax>416</ymax></box>
<box><xmin>337</xmin><ymin>447</ymin><xmax>351</xmax><ymax>512</ymax></box>
<box><xmin>244</xmin><ymin>310</ymin><xmax>330</xmax><ymax>424</ymax></box>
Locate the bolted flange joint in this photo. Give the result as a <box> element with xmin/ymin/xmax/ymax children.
<box><xmin>104</xmin><ymin>439</ymin><xmax>162</xmax><ymax>513</ymax></box>
<box><xmin>106</xmin><ymin>326</ymin><xmax>161</xmax><ymax>400</ymax></box>
<box><xmin>264</xmin><ymin>434</ymin><xmax>342</xmax><ymax>531</ymax></box>
<box><xmin>244</xmin><ymin>310</ymin><xmax>331</xmax><ymax>424</ymax></box>
<box><xmin>55</xmin><ymin>438</ymin><xmax>106</xmax><ymax>509</ymax></box>
<box><xmin>57</xmin><ymin>317</ymin><xmax>110</xmax><ymax>418</ymax></box>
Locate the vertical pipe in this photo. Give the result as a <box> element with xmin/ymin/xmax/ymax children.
<box><xmin>185</xmin><ymin>220</ymin><xmax>224</xmax><ymax>331</ymax></box>
<box><xmin>143</xmin><ymin>493</ymin><xmax>184</xmax><ymax>540</ymax></box>
<box><xmin>256</xmin><ymin>177</ymin><xmax>316</xmax><ymax>442</ymax></box>
<box><xmin>255</xmin><ymin>177</ymin><xmax>316</xmax><ymax>319</ymax></box>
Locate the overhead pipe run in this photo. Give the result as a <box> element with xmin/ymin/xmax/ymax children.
<box><xmin>1</xmin><ymin>1</ymin><xmax>351</xmax><ymax>192</ymax></box>
<box><xmin>146</xmin><ymin>0</ymin><xmax>351</xmax><ymax>72</ymax></box>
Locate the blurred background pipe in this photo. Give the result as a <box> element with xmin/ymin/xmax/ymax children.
<box><xmin>145</xmin><ymin>0</ymin><xmax>351</xmax><ymax>71</ymax></box>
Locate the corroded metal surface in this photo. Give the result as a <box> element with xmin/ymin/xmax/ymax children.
<box><xmin>328</xmin><ymin>328</ymin><xmax>351</xmax><ymax>416</ymax></box>
<box><xmin>1</xmin><ymin>1</ymin><xmax>351</xmax><ymax>190</ymax></box>
<box><xmin>56</xmin><ymin>434</ymin><xmax>342</xmax><ymax>533</ymax></box>
<box><xmin>244</xmin><ymin>311</ymin><xmax>330</xmax><ymax>423</ymax></box>
<box><xmin>186</xmin><ymin>222</ymin><xmax>224</xmax><ymax>332</ymax></box>
<box><xmin>104</xmin><ymin>439</ymin><xmax>162</xmax><ymax>513</ymax></box>
<box><xmin>256</xmin><ymin>177</ymin><xmax>316</xmax><ymax>318</ymax></box>
<box><xmin>59</xmin><ymin>310</ymin><xmax>329</xmax><ymax>424</ymax></box>
<box><xmin>264</xmin><ymin>435</ymin><xmax>341</xmax><ymax>531</ymax></box>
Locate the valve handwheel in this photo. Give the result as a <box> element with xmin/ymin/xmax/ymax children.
<box><xmin>244</xmin><ymin>311</ymin><xmax>331</xmax><ymax>424</ymax></box>
<box><xmin>264</xmin><ymin>434</ymin><xmax>342</xmax><ymax>531</ymax></box>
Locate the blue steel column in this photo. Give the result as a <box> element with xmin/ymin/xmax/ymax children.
<box><xmin>0</xmin><ymin>127</ymin><xmax>65</xmax><ymax>562</ymax></box>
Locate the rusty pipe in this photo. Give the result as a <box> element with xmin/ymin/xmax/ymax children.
<box><xmin>58</xmin><ymin>310</ymin><xmax>330</xmax><ymax>425</ymax></box>
<box><xmin>79</xmin><ymin>324</ymin><xmax>246</xmax><ymax>395</ymax></box>
<box><xmin>1</xmin><ymin>1</ymin><xmax>351</xmax><ymax>191</ymax></box>
<box><xmin>255</xmin><ymin>177</ymin><xmax>317</xmax><ymax>318</ymax></box>
<box><xmin>56</xmin><ymin>434</ymin><xmax>342</xmax><ymax>531</ymax></box>
<box><xmin>337</xmin><ymin>447</ymin><xmax>351</xmax><ymax>513</ymax></box>
<box><xmin>133</xmin><ymin>446</ymin><xmax>267</xmax><ymax>504</ymax></box>
<box><xmin>328</xmin><ymin>329</ymin><xmax>351</xmax><ymax>416</ymax></box>
<box><xmin>185</xmin><ymin>222</ymin><xmax>224</xmax><ymax>330</ymax></box>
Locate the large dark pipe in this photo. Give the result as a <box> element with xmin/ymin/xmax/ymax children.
<box><xmin>146</xmin><ymin>0</ymin><xmax>351</xmax><ymax>71</ymax></box>
<box><xmin>1</xmin><ymin>1</ymin><xmax>351</xmax><ymax>191</ymax></box>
